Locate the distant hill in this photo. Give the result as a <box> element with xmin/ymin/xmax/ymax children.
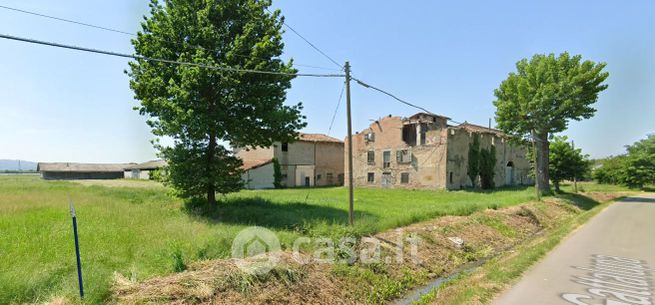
<box><xmin>0</xmin><ymin>160</ymin><xmax>37</xmax><ymax>171</ymax></box>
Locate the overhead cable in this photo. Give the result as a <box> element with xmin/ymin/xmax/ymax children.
<box><xmin>0</xmin><ymin>33</ymin><xmax>345</xmax><ymax>78</ymax></box>
<box><xmin>0</xmin><ymin>4</ymin><xmax>339</xmax><ymax>71</ymax></box>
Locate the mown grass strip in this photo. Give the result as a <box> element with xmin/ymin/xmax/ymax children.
<box><xmin>411</xmin><ymin>195</ymin><xmax>623</xmax><ymax>305</ymax></box>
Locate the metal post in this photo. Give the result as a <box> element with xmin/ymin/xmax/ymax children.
<box><xmin>70</xmin><ymin>200</ymin><xmax>84</xmax><ymax>299</ymax></box>
<box><xmin>572</xmin><ymin>140</ymin><xmax>578</xmax><ymax>193</ymax></box>
<box><xmin>345</xmin><ymin>61</ymin><xmax>354</xmax><ymax>226</ymax></box>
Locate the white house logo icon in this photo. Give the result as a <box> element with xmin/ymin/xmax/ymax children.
<box><xmin>231</xmin><ymin>226</ymin><xmax>281</xmax><ymax>275</ymax></box>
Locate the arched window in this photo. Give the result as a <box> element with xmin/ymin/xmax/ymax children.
<box><xmin>505</xmin><ymin>161</ymin><xmax>514</xmax><ymax>186</ymax></box>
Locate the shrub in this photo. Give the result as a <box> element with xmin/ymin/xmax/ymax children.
<box><xmin>273</xmin><ymin>158</ymin><xmax>283</xmax><ymax>189</ymax></box>
<box><xmin>480</xmin><ymin>145</ymin><xmax>497</xmax><ymax>189</ymax></box>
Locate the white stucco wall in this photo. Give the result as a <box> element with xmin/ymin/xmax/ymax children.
<box><xmin>124</xmin><ymin>169</ymin><xmax>152</xmax><ymax>180</ymax></box>
<box><xmin>242</xmin><ymin>163</ymin><xmax>275</xmax><ymax>189</ymax></box>
<box><xmin>295</xmin><ymin>165</ymin><xmax>315</xmax><ymax>187</ymax></box>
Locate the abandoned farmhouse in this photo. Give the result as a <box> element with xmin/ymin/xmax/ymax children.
<box><xmin>345</xmin><ymin>113</ymin><xmax>532</xmax><ymax>190</ymax></box>
<box><xmin>236</xmin><ymin>133</ymin><xmax>345</xmax><ymax>189</ymax></box>
<box><xmin>37</xmin><ymin>115</ymin><xmax>531</xmax><ymax>191</ymax></box>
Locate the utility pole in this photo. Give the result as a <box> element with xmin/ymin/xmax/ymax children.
<box><xmin>572</xmin><ymin>140</ymin><xmax>578</xmax><ymax>193</ymax></box>
<box><xmin>345</xmin><ymin>61</ymin><xmax>354</xmax><ymax>226</ymax></box>
<box><xmin>531</xmin><ymin>130</ymin><xmax>541</xmax><ymax>201</ymax></box>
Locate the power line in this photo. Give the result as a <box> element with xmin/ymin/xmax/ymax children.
<box><xmin>327</xmin><ymin>82</ymin><xmax>346</xmax><ymax>135</ymax></box>
<box><xmin>0</xmin><ymin>4</ymin><xmax>134</xmax><ymax>36</ymax></box>
<box><xmin>352</xmin><ymin>77</ymin><xmax>471</xmax><ymax>127</ymax></box>
<box><xmin>352</xmin><ymin>77</ymin><xmax>437</xmax><ymax>115</ymax></box>
<box><xmin>0</xmin><ymin>33</ymin><xmax>345</xmax><ymax>78</ymax></box>
<box><xmin>292</xmin><ymin>63</ymin><xmax>342</xmax><ymax>71</ymax></box>
<box><xmin>0</xmin><ymin>4</ymin><xmax>339</xmax><ymax>71</ymax></box>
<box><xmin>447</xmin><ymin>118</ymin><xmax>465</xmax><ymax>125</ymax></box>
<box><xmin>266</xmin><ymin>8</ymin><xmax>343</xmax><ymax>70</ymax></box>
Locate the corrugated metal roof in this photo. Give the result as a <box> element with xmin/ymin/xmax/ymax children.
<box><xmin>37</xmin><ymin>162</ymin><xmax>134</xmax><ymax>173</ymax></box>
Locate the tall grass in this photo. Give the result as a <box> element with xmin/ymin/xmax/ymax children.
<box><xmin>559</xmin><ymin>181</ymin><xmax>636</xmax><ymax>193</ymax></box>
<box><xmin>0</xmin><ymin>176</ymin><xmax>541</xmax><ymax>304</ymax></box>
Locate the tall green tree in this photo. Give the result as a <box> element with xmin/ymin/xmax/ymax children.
<box><xmin>493</xmin><ymin>52</ymin><xmax>608</xmax><ymax>194</ymax></box>
<box><xmin>619</xmin><ymin>134</ymin><xmax>655</xmax><ymax>188</ymax></box>
<box><xmin>467</xmin><ymin>134</ymin><xmax>480</xmax><ymax>188</ymax></box>
<box><xmin>621</xmin><ymin>153</ymin><xmax>655</xmax><ymax>188</ymax></box>
<box><xmin>128</xmin><ymin>0</ymin><xmax>306</xmax><ymax>205</ymax></box>
<box><xmin>592</xmin><ymin>135</ymin><xmax>655</xmax><ymax>189</ymax></box>
<box><xmin>626</xmin><ymin>133</ymin><xmax>655</xmax><ymax>156</ymax></box>
<box><xmin>549</xmin><ymin>136</ymin><xmax>590</xmax><ymax>192</ymax></box>
<box><xmin>593</xmin><ymin>155</ymin><xmax>626</xmax><ymax>185</ymax></box>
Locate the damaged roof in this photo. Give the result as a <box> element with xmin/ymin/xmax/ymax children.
<box><xmin>407</xmin><ymin>112</ymin><xmax>451</xmax><ymax>121</ymax></box>
<box><xmin>457</xmin><ymin>122</ymin><xmax>507</xmax><ymax>137</ymax></box>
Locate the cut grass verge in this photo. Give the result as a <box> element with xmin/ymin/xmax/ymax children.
<box><xmin>111</xmin><ymin>192</ymin><xmax>632</xmax><ymax>304</ymax></box>
<box><xmin>411</xmin><ymin>193</ymin><xmax>627</xmax><ymax>305</ymax></box>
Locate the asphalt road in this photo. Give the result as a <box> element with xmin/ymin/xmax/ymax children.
<box><xmin>492</xmin><ymin>194</ymin><xmax>655</xmax><ymax>305</ymax></box>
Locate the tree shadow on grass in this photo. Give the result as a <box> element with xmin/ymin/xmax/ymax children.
<box><xmin>459</xmin><ymin>185</ymin><xmax>533</xmax><ymax>194</ymax></box>
<box><xmin>555</xmin><ymin>192</ymin><xmax>601</xmax><ymax>211</ymax></box>
<box><xmin>182</xmin><ymin>196</ymin><xmax>375</xmax><ymax>232</ymax></box>
<box><xmin>622</xmin><ymin>196</ymin><xmax>655</xmax><ymax>203</ymax></box>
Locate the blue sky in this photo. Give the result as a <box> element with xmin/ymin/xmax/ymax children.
<box><xmin>1</xmin><ymin>0</ymin><xmax>653</xmax><ymax>163</ymax></box>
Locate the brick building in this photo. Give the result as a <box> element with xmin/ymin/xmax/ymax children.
<box><xmin>345</xmin><ymin>113</ymin><xmax>532</xmax><ymax>190</ymax></box>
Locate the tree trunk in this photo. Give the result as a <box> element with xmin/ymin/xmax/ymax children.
<box><xmin>535</xmin><ymin>131</ymin><xmax>551</xmax><ymax>194</ymax></box>
<box><xmin>207</xmin><ymin>132</ymin><xmax>217</xmax><ymax>205</ymax></box>
<box><xmin>554</xmin><ymin>181</ymin><xmax>560</xmax><ymax>193</ymax></box>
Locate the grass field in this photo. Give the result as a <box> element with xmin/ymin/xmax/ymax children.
<box><xmin>0</xmin><ymin>176</ymin><xmax>631</xmax><ymax>304</ymax></box>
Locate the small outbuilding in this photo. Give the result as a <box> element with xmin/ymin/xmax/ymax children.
<box><xmin>240</xmin><ymin>159</ymin><xmax>275</xmax><ymax>189</ymax></box>
<box><xmin>124</xmin><ymin>160</ymin><xmax>167</xmax><ymax>180</ymax></box>
<box><xmin>37</xmin><ymin>162</ymin><xmax>133</xmax><ymax>180</ymax></box>
<box><xmin>235</xmin><ymin>133</ymin><xmax>345</xmax><ymax>189</ymax></box>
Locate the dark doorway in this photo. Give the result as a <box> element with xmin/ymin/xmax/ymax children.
<box><xmin>505</xmin><ymin>161</ymin><xmax>514</xmax><ymax>186</ymax></box>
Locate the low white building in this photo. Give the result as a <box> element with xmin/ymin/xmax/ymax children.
<box><xmin>124</xmin><ymin>160</ymin><xmax>167</xmax><ymax>180</ymax></box>
<box><xmin>240</xmin><ymin>159</ymin><xmax>275</xmax><ymax>189</ymax></box>
<box><xmin>236</xmin><ymin>133</ymin><xmax>344</xmax><ymax>189</ymax></box>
